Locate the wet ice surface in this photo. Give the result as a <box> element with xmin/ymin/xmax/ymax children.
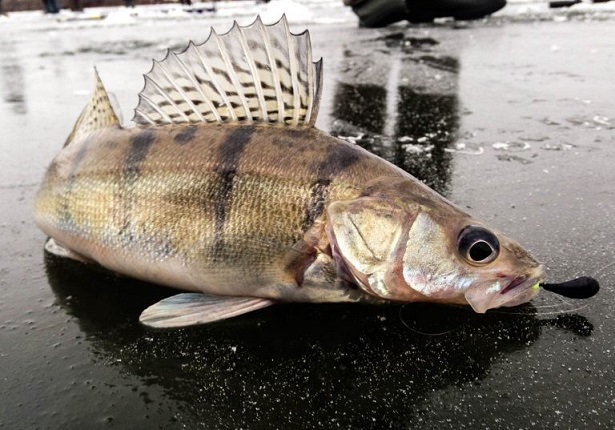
<box><xmin>1</xmin><ymin>2</ymin><xmax>615</xmax><ymax>429</ymax></box>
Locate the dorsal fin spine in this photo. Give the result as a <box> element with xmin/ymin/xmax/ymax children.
<box><xmin>261</xmin><ymin>21</ymin><xmax>285</xmax><ymax>124</ymax></box>
<box><xmin>136</xmin><ymin>94</ymin><xmax>166</xmax><ymax>124</ymax></box>
<box><xmin>212</xmin><ymin>30</ymin><xmax>249</xmax><ymax>122</ymax></box>
<box><xmin>172</xmin><ymin>48</ymin><xmax>216</xmax><ymax>122</ymax></box>
<box><xmin>186</xmin><ymin>41</ymin><xmax>222</xmax><ymax>123</ymax></box>
<box><xmin>193</xmin><ymin>33</ymin><xmax>234</xmax><ymax>121</ymax></box>
<box><xmin>284</xmin><ymin>19</ymin><xmax>301</xmax><ymax>125</ymax></box>
<box><xmin>143</xmin><ymin>75</ymin><xmax>175</xmax><ymax>122</ymax></box>
<box><xmin>238</xmin><ymin>25</ymin><xmax>269</xmax><ymax>122</ymax></box>
<box><xmin>305</xmin><ymin>32</ymin><xmax>316</xmax><ymax>126</ymax></box>
<box><xmin>160</xmin><ymin>52</ymin><xmax>205</xmax><ymax>122</ymax></box>
<box><xmin>151</xmin><ymin>61</ymin><xmax>190</xmax><ymax>122</ymax></box>
<box><xmin>228</xmin><ymin>22</ymin><xmax>256</xmax><ymax>123</ymax></box>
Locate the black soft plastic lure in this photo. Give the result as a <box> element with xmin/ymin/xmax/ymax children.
<box><xmin>541</xmin><ymin>276</ymin><xmax>600</xmax><ymax>299</ymax></box>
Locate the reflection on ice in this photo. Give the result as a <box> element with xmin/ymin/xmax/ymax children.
<box><xmin>1</xmin><ymin>61</ymin><xmax>26</xmax><ymax>114</ymax></box>
<box><xmin>330</xmin><ymin>31</ymin><xmax>458</xmax><ymax>195</ymax></box>
<box><xmin>45</xmin><ymin>251</ymin><xmax>593</xmax><ymax>428</ymax></box>
<box><xmin>41</xmin><ymin>252</ymin><xmax>537</xmax><ymax>428</ymax></box>
<box><xmin>0</xmin><ymin>42</ymin><xmax>27</xmax><ymax>114</ymax></box>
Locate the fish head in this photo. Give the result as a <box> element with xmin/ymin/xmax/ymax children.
<box><xmin>399</xmin><ymin>212</ymin><xmax>544</xmax><ymax>313</ymax></box>
<box><xmin>326</xmin><ymin>188</ymin><xmax>543</xmax><ymax>313</ymax></box>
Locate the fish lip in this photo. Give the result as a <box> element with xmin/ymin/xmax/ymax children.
<box><xmin>500</xmin><ymin>276</ymin><xmax>537</xmax><ymax>295</ymax></box>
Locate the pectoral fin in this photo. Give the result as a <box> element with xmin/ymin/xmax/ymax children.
<box><xmin>139</xmin><ymin>293</ymin><xmax>274</xmax><ymax>328</ymax></box>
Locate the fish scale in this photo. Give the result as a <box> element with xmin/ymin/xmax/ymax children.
<box><xmin>35</xmin><ymin>16</ymin><xmax>545</xmax><ymax>328</ymax></box>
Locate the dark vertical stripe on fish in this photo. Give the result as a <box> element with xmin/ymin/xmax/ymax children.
<box><xmin>125</xmin><ymin>129</ymin><xmax>157</xmax><ymax>182</ymax></box>
<box><xmin>174</xmin><ymin>125</ymin><xmax>198</xmax><ymax>145</ymax></box>
<box><xmin>302</xmin><ymin>179</ymin><xmax>331</xmax><ymax>232</ymax></box>
<box><xmin>119</xmin><ymin>129</ymin><xmax>157</xmax><ymax>239</ymax></box>
<box><xmin>317</xmin><ymin>143</ymin><xmax>362</xmax><ymax>179</ymax></box>
<box><xmin>212</xmin><ymin>126</ymin><xmax>254</xmax><ymax>255</ymax></box>
<box><xmin>301</xmin><ymin>143</ymin><xmax>362</xmax><ymax>231</ymax></box>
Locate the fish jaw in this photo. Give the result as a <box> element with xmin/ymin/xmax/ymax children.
<box><xmin>463</xmin><ymin>267</ymin><xmax>543</xmax><ymax>313</ymax></box>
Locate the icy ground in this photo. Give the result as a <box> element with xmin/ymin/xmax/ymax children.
<box><xmin>1</xmin><ymin>0</ymin><xmax>614</xmax><ymax>30</ymax></box>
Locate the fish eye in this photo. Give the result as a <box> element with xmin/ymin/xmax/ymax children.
<box><xmin>457</xmin><ymin>226</ymin><xmax>500</xmax><ymax>265</ymax></box>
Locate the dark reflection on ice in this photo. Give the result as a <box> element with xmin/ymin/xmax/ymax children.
<box><xmin>395</xmin><ymin>87</ymin><xmax>457</xmax><ymax>194</ymax></box>
<box><xmin>0</xmin><ymin>43</ymin><xmax>27</xmax><ymax>115</ymax></box>
<box><xmin>330</xmin><ymin>82</ymin><xmax>457</xmax><ymax>195</ymax></box>
<box><xmin>44</xmin><ymin>253</ymin><xmax>590</xmax><ymax>429</ymax></box>
<box><xmin>544</xmin><ymin>313</ymin><xmax>594</xmax><ymax>337</ymax></box>
<box><xmin>332</xmin><ymin>83</ymin><xmax>387</xmax><ymax>135</ymax></box>
<box><xmin>416</xmin><ymin>55</ymin><xmax>459</xmax><ymax>73</ymax></box>
<box><xmin>329</xmin><ymin>35</ymin><xmax>458</xmax><ymax>195</ymax></box>
<box><xmin>376</xmin><ymin>32</ymin><xmax>440</xmax><ymax>51</ymax></box>
<box><xmin>39</xmin><ymin>40</ymin><xmax>159</xmax><ymax>58</ymax></box>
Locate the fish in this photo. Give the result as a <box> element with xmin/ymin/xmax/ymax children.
<box><xmin>34</xmin><ymin>16</ymin><xmax>544</xmax><ymax>329</ymax></box>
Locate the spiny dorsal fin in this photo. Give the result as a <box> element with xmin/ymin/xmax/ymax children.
<box><xmin>65</xmin><ymin>69</ymin><xmax>121</xmax><ymax>146</ymax></box>
<box><xmin>132</xmin><ymin>15</ymin><xmax>323</xmax><ymax>127</ymax></box>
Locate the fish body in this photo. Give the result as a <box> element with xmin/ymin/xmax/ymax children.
<box><xmin>34</xmin><ymin>17</ymin><xmax>543</xmax><ymax>328</ymax></box>
<box><xmin>36</xmin><ymin>124</ymin><xmax>397</xmax><ymax>302</ymax></box>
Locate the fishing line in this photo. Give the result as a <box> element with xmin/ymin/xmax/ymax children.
<box><xmin>529</xmin><ymin>264</ymin><xmax>608</xmax><ymax>316</ymax></box>
<box><xmin>487</xmin><ymin>293</ymin><xmax>588</xmax><ymax>316</ymax></box>
<box><xmin>487</xmin><ymin>303</ymin><xmax>590</xmax><ymax>317</ymax></box>
<box><xmin>398</xmin><ymin>304</ymin><xmax>471</xmax><ymax>336</ymax></box>
<box><xmin>591</xmin><ymin>261</ymin><xmax>615</xmax><ymax>279</ymax></box>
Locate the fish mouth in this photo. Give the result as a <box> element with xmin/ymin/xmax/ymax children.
<box><xmin>465</xmin><ymin>267</ymin><xmax>544</xmax><ymax>313</ymax></box>
<box><xmin>501</xmin><ymin>275</ymin><xmax>540</xmax><ymax>297</ymax></box>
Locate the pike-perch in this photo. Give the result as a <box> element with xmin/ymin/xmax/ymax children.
<box><xmin>34</xmin><ymin>16</ymin><xmax>544</xmax><ymax>328</ymax></box>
